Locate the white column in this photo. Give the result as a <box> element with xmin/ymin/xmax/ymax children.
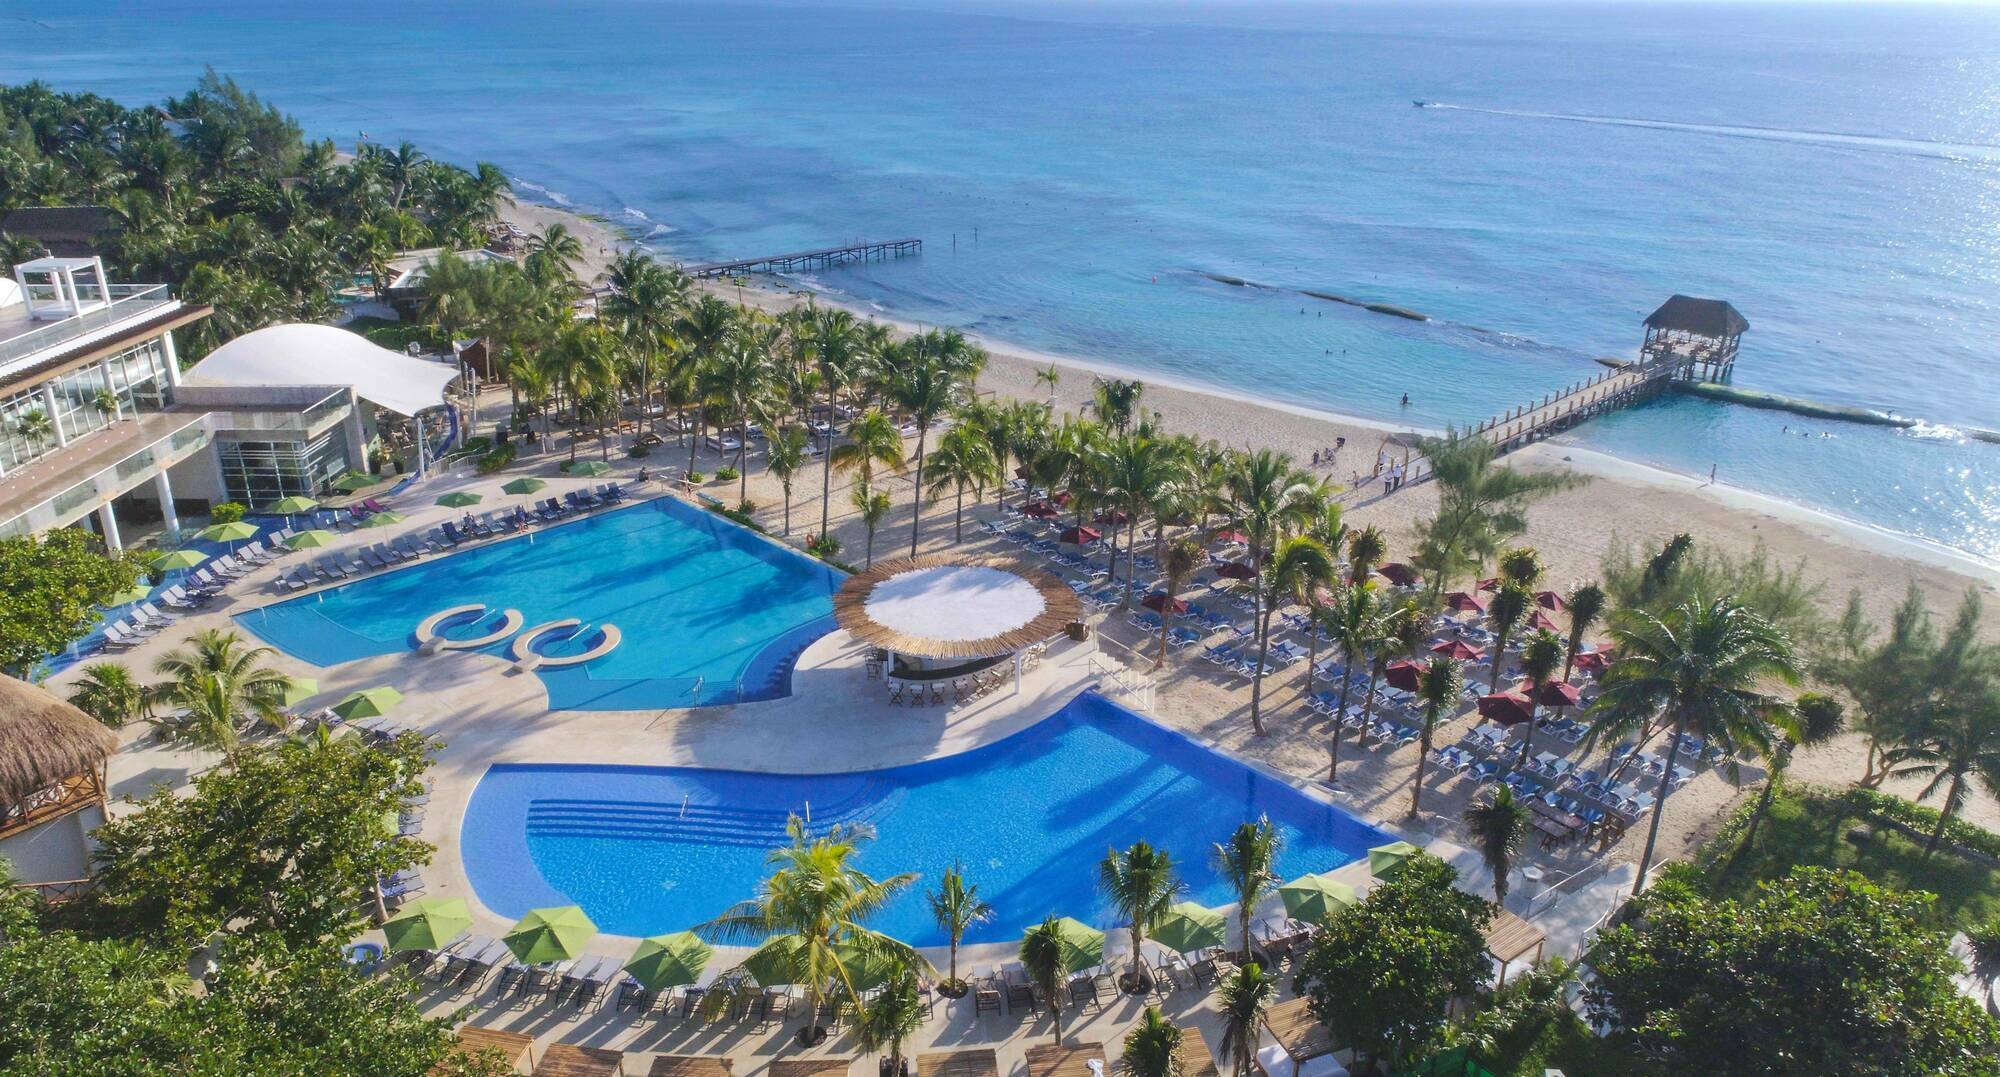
<box><xmin>97</xmin><ymin>502</ymin><xmax>122</xmax><ymax>551</ymax></box>
<box><xmin>158</xmin><ymin>333</ymin><xmax>182</xmax><ymax>389</ymax></box>
<box><xmin>411</xmin><ymin>415</ymin><xmax>425</xmax><ymax>476</ymax></box>
<box><xmin>41</xmin><ymin>384</ymin><xmax>67</xmax><ymax>447</ymax></box>
<box><xmin>153</xmin><ymin>471</ymin><xmax>178</xmax><ymax>533</ymax></box>
<box><xmin>343</xmin><ymin>404</ymin><xmax>369</xmax><ymax>474</ymax></box>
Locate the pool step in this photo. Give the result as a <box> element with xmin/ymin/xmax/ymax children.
<box><xmin>526</xmin><ymin>788</ymin><xmax>898</xmax><ymax>847</ymax></box>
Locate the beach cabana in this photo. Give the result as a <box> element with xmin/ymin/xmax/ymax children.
<box><xmin>536</xmin><ymin>1042</ymin><xmax>625</xmax><ymax>1076</ymax></box>
<box><xmin>1257</xmin><ymin>996</ymin><xmax>1347</xmax><ymax>1077</ymax></box>
<box><xmin>450</xmin><ymin>1025</ymin><xmax>536</xmax><ymax>1073</ymax></box>
<box><xmin>1023</xmin><ymin>1044</ymin><xmax>1105</xmax><ymax>1077</ymax></box>
<box><xmin>1642</xmin><ymin>294</ymin><xmax>1748</xmax><ymax>381</ymax></box>
<box><xmin>1484</xmin><ymin>908</ymin><xmax>1548</xmax><ymax>988</ymax></box>
<box><xmin>833</xmin><ymin>555</ymin><xmax>1081</xmax><ymax>694</ymax></box>
<box><xmin>918</xmin><ymin>1050</ymin><xmax>997</xmax><ymax>1077</ymax></box>
<box><xmin>0</xmin><ymin>675</ymin><xmax>117</xmax><ymax>856</ymax></box>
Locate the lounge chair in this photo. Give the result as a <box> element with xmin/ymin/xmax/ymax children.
<box><xmin>441</xmin><ymin>522</ymin><xmax>469</xmax><ymax>545</ymax></box>
<box><xmin>359</xmin><ymin>546</ymin><xmax>390</xmax><ymax>570</ymax></box>
<box><xmin>534</xmin><ymin>499</ymin><xmax>562</xmax><ymax>522</ymax></box>
<box><xmin>362</xmin><ymin>497</ymin><xmax>391</xmax><ymax>514</ymax></box>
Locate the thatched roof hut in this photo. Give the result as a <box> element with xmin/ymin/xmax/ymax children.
<box><xmin>0</xmin><ymin>675</ymin><xmax>117</xmax><ymax>819</ymax></box>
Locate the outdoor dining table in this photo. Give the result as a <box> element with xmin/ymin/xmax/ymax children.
<box><xmin>1529</xmin><ymin>815</ymin><xmax>1573</xmax><ymax>849</ymax></box>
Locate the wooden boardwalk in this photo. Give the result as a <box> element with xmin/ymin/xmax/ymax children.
<box><xmin>685</xmin><ymin>238</ymin><xmax>922</xmax><ymax>279</ymax></box>
<box><xmin>1469</xmin><ymin>356</ymin><xmax>1682</xmax><ymax>454</ymax></box>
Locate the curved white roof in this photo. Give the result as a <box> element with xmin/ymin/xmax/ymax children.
<box><xmin>185</xmin><ymin>323</ymin><xmax>457</xmax><ymax>416</ymax></box>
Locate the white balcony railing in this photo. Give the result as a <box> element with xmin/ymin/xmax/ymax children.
<box><xmin>0</xmin><ymin>285</ymin><xmax>176</xmax><ymax>375</ymax></box>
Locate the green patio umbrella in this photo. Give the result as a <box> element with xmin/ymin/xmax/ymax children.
<box><xmin>358</xmin><ymin>510</ymin><xmax>406</xmax><ymax>529</ymax></box>
<box><xmin>383</xmin><ymin>896</ymin><xmax>473</xmax><ymax>953</ymax></box>
<box><xmin>275</xmin><ymin>675</ymin><xmax>320</xmax><ymax>707</ymax></box>
<box><xmin>1368</xmin><ymin>841</ymin><xmax>1422</xmax><ymax>880</ymax></box>
<box><xmin>152</xmin><ymin>549</ymin><xmax>209</xmax><ymax>571</ymax></box>
<box><xmin>105</xmin><ymin>584</ymin><xmax>151</xmax><ymax>606</ymax></box>
<box><xmin>501</xmin><ymin>477</ymin><xmax>546</xmax><ymax>495</ymax></box>
<box><xmin>196</xmin><ymin>521</ymin><xmax>259</xmax><ymax>544</ymax></box>
<box><xmin>563</xmin><ymin>460</ymin><xmax>611</xmax><ymax>477</ymax></box>
<box><xmin>1279</xmin><ymin>874</ymin><xmax>1358</xmax><ymax>924</ymax></box>
<box><xmin>286</xmin><ymin>529</ymin><xmax>338</xmax><ymax>549</ymax></box>
<box><xmin>331</xmin><ymin>686</ymin><xmax>402</xmax><ymax>719</ymax></box>
<box><xmin>1046</xmin><ymin>916</ymin><xmax>1106</xmax><ymax>974</ymax></box>
<box><xmin>503</xmin><ymin>905</ymin><xmax>597</xmax><ymax>964</ymax></box>
<box><xmin>330</xmin><ymin>471</ymin><xmax>374</xmax><ymax>493</ymax></box>
<box><xmin>741</xmin><ymin>935</ymin><xmax>806</xmax><ymax>987</ymax></box>
<box><xmin>1153</xmin><ymin>901</ymin><xmax>1228</xmax><ymax>954</ymax></box>
<box><xmin>435</xmin><ymin>492</ymin><xmax>483</xmax><ymax>508</ymax></box>
<box><xmin>267</xmin><ymin>495</ymin><xmax>320</xmax><ymax>515</ymax></box>
<box><xmin>624</xmin><ymin>932</ymin><xmax>713</xmax><ymax>991</ymax></box>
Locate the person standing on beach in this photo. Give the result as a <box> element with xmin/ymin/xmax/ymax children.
<box><xmin>1708</xmin><ymin>463</ymin><xmax>1717</xmax><ymax>485</ymax></box>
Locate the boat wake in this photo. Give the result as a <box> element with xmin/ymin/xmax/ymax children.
<box><xmin>1421</xmin><ymin>103</ymin><xmax>2000</xmax><ymax>163</ymax></box>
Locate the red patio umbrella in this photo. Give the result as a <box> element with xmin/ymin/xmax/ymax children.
<box><xmin>1536</xmin><ymin>680</ymin><xmax>1582</xmax><ymax>708</ymax></box>
<box><xmin>1477</xmin><ymin>691</ymin><xmax>1536</xmax><ymax>727</ymax></box>
<box><xmin>1022</xmin><ymin>501</ymin><xmax>1059</xmax><ymax>519</ymax></box>
<box><xmin>1140</xmin><ymin>592</ymin><xmax>1188</xmax><ymax>615</ymax></box>
<box><xmin>1214</xmin><ymin>529</ymin><xmax>1250</xmax><ymax>546</ymax></box>
<box><xmin>1476</xmin><ymin>576</ymin><xmax>1502</xmax><ymax>592</ymax></box>
<box><xmin>1431</xmin><ymin>639</ymin><xmax>1484</xmax><ymax>662</ymax></box>
<box><xmin>1015</xmin><ymin>465</ymin><xmax>1032</xmax><ymax>480</ymax></box>
<box><xmin>1058</xmin><ymin>525</ymin><xmax>1102</xmax><ymax>545</ymax></box>
<box><xmin>1378</xmin><ymin>562</ymin><xmax>1420</xmax><ymax>586</ymax></box>
<box><xmin>1384</xmin><ymin>658</ymin><xmax>1424</xmax><ymax>692</ymax></box>
<box><xmin>1443</xmin><ymin>590</ymin><xmax>1487</xmax><ymax>614</ymax></box>
<box><xmin>1536</xmin><ymin>590</ymin><xmax>1566</xmax><ymax>612</ymax></box>
<box><xmin>1052</xmin><ymin>491</ymin><xmax>1073</xmax><ymax>506</ymax></box>
<box><xmin>1213</xmin><ymin>561</ymin><xmax>1256</xmax><ymax>581</ymax></box>
<box><xmin>1094</xmin><ymin>510</ymin><xmax>1132</xmax><ymax>526</ymax></box>
<box><xmin>1572</xmin><ymin>649</ymin><xmax>1611</xmax><ymax>672</ymax></box>
<box><xmin>1527</xmin><ymin>609</ymin><xmax>1561</xmax><ymax>633</ymax></box>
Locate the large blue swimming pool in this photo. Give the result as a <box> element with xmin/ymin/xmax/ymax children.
<box><xmin>459</xmin><ymin>692</ymin><xmax>1394</xmax><ymax>943</ymax></box>
<box><xmin>235</xmin><ymin>497</ymin><xmax>841</xmax><ymax>709</ymax></box>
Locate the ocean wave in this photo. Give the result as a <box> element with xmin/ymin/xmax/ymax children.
<box><xmin>1422</xmin><ymin>103</ymin><xmax>2000</xmax><ymax>164</ymax></box>
<box><xmin>622</xmin><ymin>206</ymin><xmax>651</xmax><ymax>221</ymax></box>
<box><xmin>513</xmin><ymin>179</ymin><xmax>575</xmax><ymax>207</ymax></box>
<box><xmin>645</xmin><ymin>224</ymin><xmax>675</xmax><ymax>237</ymax></box>
<box><xmin>1905</xmin><ymin>420</ymin><xmax>1968</xmax><ymax>443</ymax></box>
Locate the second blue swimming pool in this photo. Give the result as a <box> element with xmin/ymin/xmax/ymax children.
<box><xmin>234</xmin><ymin>497</ymin><xmax>842</xmax><ymax>709</ymax></box>
<box><xmin>459</xmin><ymin>691</ymin><xmax>1394</xmax><ymax>943</ymax></box>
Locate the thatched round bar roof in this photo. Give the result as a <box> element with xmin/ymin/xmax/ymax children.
<box><xmin>0</xmin><ymin>675</ymin><xmax>117</xmax><ymax>805</ymax></box>
<box><xmin>834</xmin><ymin>554</ymin><xmax>1082</xmax><ymax>661</ymax></box>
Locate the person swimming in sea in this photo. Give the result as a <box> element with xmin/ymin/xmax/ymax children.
<box><xmin>1400</xmin><ymin>392</ymin><xmax>1411</xmax><ymax>406</ymax></box>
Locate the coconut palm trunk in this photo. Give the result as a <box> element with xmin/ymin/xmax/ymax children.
<box><xmin>907</xmin><ymin>429</ymin><xmax>928</xmax><ymax>557</ymax></box>
<box><xmin>1329</xmin><ymin>671</ymin><xmax>1355</xmax><ymax>781</ymax></box>
<box><xmin>1632</xmin><ymin>724</ymin><xmax>1683</xmax><ymax>895</ymax></box>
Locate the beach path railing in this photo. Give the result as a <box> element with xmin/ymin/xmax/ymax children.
<box><xmin>684</xmin><ymin>238</ymin><xmax>922</xmax><ymax>279</ymax></box>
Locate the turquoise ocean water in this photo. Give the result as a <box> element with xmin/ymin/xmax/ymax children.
<box><xmin>6</xmin><ymin>1</ymin><xmax>1996</xmax><ymax>561</ymax></box>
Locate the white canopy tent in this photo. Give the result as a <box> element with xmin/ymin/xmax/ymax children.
<box><xmin>184</xmin><ymin>323</ymin><xmax>457</xmax><ymax>417</ymax></box>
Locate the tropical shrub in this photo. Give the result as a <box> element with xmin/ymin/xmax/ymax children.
<box><xmin>716</xmin><ymin>465</ymin><xmax>739</xmax><ymax>482</ymax></box>
<box><xmin>208</xmin><ymin>502</ymin><xmax>246</xmax><ymax>524</ymax></box>
<box><xmin>473</xmin><ymin>443</ymin><xmax>517</xmax><ymax>474</ymax></box>
<box><xmin>0</xmin><ymin>530</ymin><xmax>140</xmax><ymax>673</ymax></box>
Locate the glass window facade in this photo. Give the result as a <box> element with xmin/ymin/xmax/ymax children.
<box><xmin>216</xmin><ymin>430</ymin><xmax>350</xmax><ymax>506</ymax></box>
<box><xmin>0</xmin><ymin>337</ymin><xmax>172</xmax><ymax>472</ymax></box>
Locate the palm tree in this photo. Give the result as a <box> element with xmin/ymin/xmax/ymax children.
<box><xmin>1561</xmin><ymin>582</ymin><xmax>1607</xmax><ymax>682</ymax></box>
<box><xmin>1154</xmin><ymin>537</ymin><xmax>1206</xmax><ymax>669</ymax></box>
<box><xmin>1248</xmin><ymin>537</ymin><xmax>1333</xmax><ymax>733</ymax></box>
<box><xmin>699</xmin><ymin>330</ymin><xmax>776</xmax><ymax>504</ymax></box>
<box><xmin>1227</xmin><ymin>451</ymin><xmax>1314</xmax><ymax>734</ymax></box>
<box><xmin>856</xmin><ymin>968</ymin><xmax>926</xmax><ymax>1077</ymax></box>
<box><xmin>832</xmin><ymin>408</ymin><xmax>907</xmax><ymax>495</ymax></box>
<box><xmin>66</xmin><ymin>662</ymin><xmax>148</xmax><ymax>728</ymax></box>
<box><xmin>927</xmin><ymin>861</ymin><xmax>992</xmax><ymax>995</ymax></box>
<box><xmin>1124</xmin><ymin>1006</ymin><xmax>1182</xmax><ymax>1077</ymax></box>
<box><xmin>1096</xmin><ymin>433</ymin><xmax>1172</xmax><ymax>599</ymax></box>
<box><xmin>765</xmin><ymin>425</ymin><xmax>809</xmax><ymax>535</ymax></box>
<box><xmin>1034</xmin><ymin>362</ymin><xmax>1061</xmax><ymax>404</ymax></box>
<box><xmin>853</xmin><ymin>482</ymin><xmax>892</xmax><ymax>568</ymax></box>
<box><xmin>925</xmin><ymin>424</ymin><xmax>999</xmax><ymax>544</ymax></box>
<box><xmin>699</xmin><ymin>817</ymin><xmax>922</xmax><ymax>1046</ymax></box>
<box><xmin>1215</xmin><ymin>962</ymin><xmax>1277</xmax><ymax>1077</ymax></box>
<box><xmin>1019</xmin><ymin>916</ymin><xmax>1070</xmax><ymax>1045</ymax></box>
<box><xmin>1273</xmin><ymin>534</ymin><xmax>1338</xmax><ymax>702</ymax></box>
<box><xmin>146</xmin><ymin>629</ymin><xmax>290</xmax><ymax>758</ymax></box>
<box><xmin>1211</xmin><ymin>817</ymin><xmax>1281</xmax><ymax>963</ymax></box>
<box><xmin>1412</xmin><ymin>430</ymin><xmax>1580</xmax><ymax>599</ymax></box>
<box><xmin>1496</xmin><ymin>546</ymin><xmax>1545</xmax><ymax>588</ymax></box>
<box><xmin>1462</xmin><ymin>787</ymin><xmax>1530</xmax><ymax>905</ymax></box>
<box><xmin>1486</xmin><ymin>581</ymin><xmax>1531</xmax><ymax>694</ymax></box>
<box><xmin>812</xmin><ymin>309</ymin><xmax>868</xmax><ymax>537</ymax></box>
<box><xmin>1513</xmin><ymin>629</ymin><xmax>1565</xmax><ymax>766</ymax></box>
<box><xmin>1091</xmin><ymin>377</ymin><xmax>1145</xmax><ymax>433</ymax></box>
<box><xmin>525</xmin><ymin>222</ymin><xmax>585</xmax><ymax>286</ymax></box>
<box><xmin>1583</xmin><ymin>596</ymin><xmax>1801</xmax><ymax>894</ymax></box>
<box><xmin>675</xmin><ymin>294</ymin><xmax>739</xmax><ymax>470</ymax></box>
<box><xmin>890</xmin><ymin>346</ymin><xmax>965</xmax><ymax>556</ymax></box>
<box><xmin>1099</xmin><ymin>840</ymin><xmax>1183</xmax><ymax>992</ymax></box>
<box><xmin>1884</xmin><ymin>663</ymin><xmax>2000</xmax><ymax>855</ymax></box>
<box><xmin>1359</xmin><ymin>599</ymin><xmax>1425</xmax><ymax>748</ymax></box>
<box><xmin>1408</xmin><ymin>655</ymin><xmax>1464</xmax><ymax>817</ymax></box>
<box><xmin>1318</xmin><ymin>582</ymin><xmax>1391</xmax><ymax>783</ymax></box>
<box><xmin>1737</xmin><ymin>691</ymin><xmax>1845</xmax><ymax>855</ymax></box>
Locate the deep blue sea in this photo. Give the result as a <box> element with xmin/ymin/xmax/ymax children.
<box><xmin>6</xmin><ymin>1</ymin><xmax>1997</xmax><ymax>561</ymax></box>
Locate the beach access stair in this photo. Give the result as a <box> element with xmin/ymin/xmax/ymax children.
<box><xmin>683</xmin><ymin>238</ymin><xmax>922</xmax><ymax>279</ymax></box>
<box><xmin>525</xmin><ymin>781</ymin><xmax>900</xmax><ymax>848</ymax></box>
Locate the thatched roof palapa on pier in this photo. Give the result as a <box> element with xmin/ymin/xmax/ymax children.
<box><xmin>1644</xmin><ymin>295</ymin><xmax>1749</xmax><ymax>338</ymax></box>
<box><xmin>834</xmin><ymin>554</ymin><xmax>1082</xmax><ymax>661</ymax></box>
<box><xmin>0</xmin><ymin>675</ymin><xmax>117</xmax><ymax>805</ymax></box>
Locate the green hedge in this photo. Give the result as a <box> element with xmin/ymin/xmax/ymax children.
<box><xmin>1843</xmin><ymin>788</ymin><xmax>2000</xmax><ymax>861</ymax></box>
<box><xmin>473</xmin><ymin>444</ymin><xmax>518</xmax><ymax>475</ymax></box>
<box><xmin>702</xmin><ymin>501</ymin><xmax>765</xmax><ymax>534</ymax></box>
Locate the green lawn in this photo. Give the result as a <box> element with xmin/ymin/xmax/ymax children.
<box><xmin>1689</xmin><ymin>781</ymin><xmax>2000</xmax><ymax>932</ymax></box>
<box><xmin>342</xmin><ymin>315</ymin><xmax>436</xmax><ymax>353</ymax></box>
<box><xmin>1476</xmin><ymin>1011</ymin><xmax>1654</xmax><ymax>1076</ymax></box>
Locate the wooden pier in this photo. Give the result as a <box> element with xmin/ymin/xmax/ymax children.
<box><xmin>685</xmin><ymin>238</ymin><xmax>922</xmax><ymax>279</ymax></box>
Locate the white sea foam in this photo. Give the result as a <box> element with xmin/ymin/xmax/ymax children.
<box><xmin>514</xmin><ymin>179</ymin><xmax>575</xmax><ymax>207</ymax></box>
<box><xmin>1906</xmin><ymin>420</ymin><xmax>1968</xmax><ymax>442</ymax></box>
<box><xmin>622</xmin><ymin>206</ymin><xmax>651</xmax><ymax>221</ymax></box>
